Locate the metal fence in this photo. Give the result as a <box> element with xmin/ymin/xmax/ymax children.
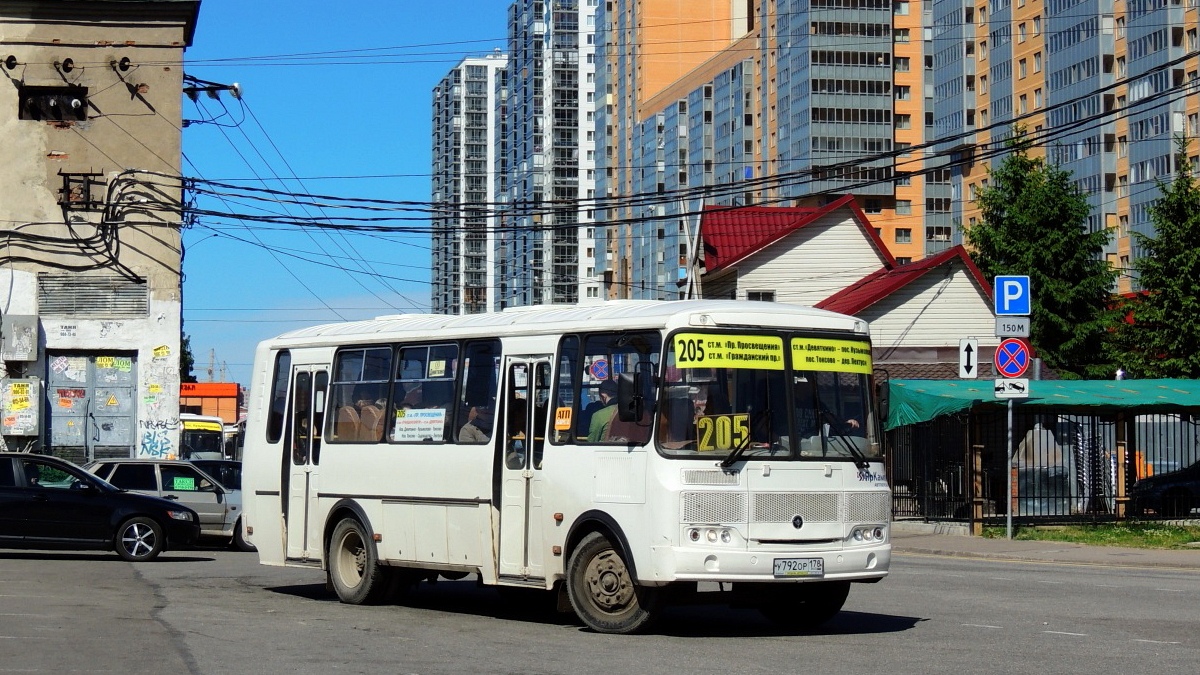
<box><xmin>888</xmin><ymin>410</ymin><xmax>1200</xmax><ymax>524</ymax></box>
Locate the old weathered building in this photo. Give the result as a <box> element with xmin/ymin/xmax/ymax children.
<box><xmin>0</xmin><ymin>0</ymin><xmax>200</xmax><ymax>461</ymax></box>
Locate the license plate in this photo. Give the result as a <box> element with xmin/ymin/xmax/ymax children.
<box><xmin>773</xmin><ymin>557</ymin><xmax>824</xmax><ymax>578</ymax></box>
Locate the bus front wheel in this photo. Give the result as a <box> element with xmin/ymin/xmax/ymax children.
<box><xmin>566</xmin><ymin>531</ymin><xmax>660</xmax><ymax>634</ymax></box>
<box><xmin>757</xmin><ymin>581</ymin><xmax>850</xmax><ymax>630</ymax></box>
<box><xmin>328</xmin><ymin>518</ymin><xmax>389</xmax><ymax>605</ymax></box>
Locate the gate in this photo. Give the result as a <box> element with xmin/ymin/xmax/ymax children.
<box><xmin>46</xmin><ymin>352</ymin><xmax>137</xmax><ymax>463</ymax></box>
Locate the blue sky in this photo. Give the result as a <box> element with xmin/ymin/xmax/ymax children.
<box><xmin>181</xmin><ymin>1</ymin><xmax>510</xmax><ymax>385</ymax></box>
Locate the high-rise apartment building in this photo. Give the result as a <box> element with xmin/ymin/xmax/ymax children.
<box><xmin>495</xmin><ymin>0</ymin><xmax>599</xmax><ymax>308</ymax></box>
<box><xmin>431</xmin><ymin>53</ymin><xmax>508</xmax><ymax>315</ymax></box>
<box><xmin>595</xmin><ymin>1</ymin><xmax>1199</xmax><ymax>300</ymax></box>
<box><xmin>937</xmin><ymin>0</ymin><xmax>1199</xmax><ymax>295</ymax></box>
<box><xmin>595</xmin><ymin>1</ymin><xmax>941</xmax><ymax>299</ymax></box>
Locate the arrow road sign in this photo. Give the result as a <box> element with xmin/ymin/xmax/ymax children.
<box><xmin>959</xmin><ymin>338</ymin><xmax>979</xmax><ymax>379</ymax></box>
<box><xmin>994</xmin><ymin>338</ymin><xmax>1031</xmax><ymax>378</ymax></box>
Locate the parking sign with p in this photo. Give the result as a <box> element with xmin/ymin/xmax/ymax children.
<box><xmin>994</xmin><ymin>275</ymin><xmax>1031</xmax><ymax>316</ymax></box>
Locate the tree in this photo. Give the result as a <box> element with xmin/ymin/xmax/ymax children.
<box><xmin>180</xmin><ymin>331</ymin><xmax>198</xmax><ymax>383</ymax></box>
<box><xmin>964</xmin><ymin>127</ymin><xmax>1118</xmax><ymax>378</ymax></box>
<box><xmin>1107</xmin><ymin>137</ymin><xmax>1200</xmax><ymax>377</ymax></box>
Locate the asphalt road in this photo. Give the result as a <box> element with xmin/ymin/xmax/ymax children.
<box><xmin>1</xmin><ymin>546</ymin><xmax>1197</xmax><ymax>674</ymax></box>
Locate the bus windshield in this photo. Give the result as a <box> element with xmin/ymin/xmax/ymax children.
<box><xmin>657</xmin><ymin>331</ymin><xmax>879</xmax><ymax>461</ymax></box>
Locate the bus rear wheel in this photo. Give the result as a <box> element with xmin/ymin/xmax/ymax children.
<box><xmin>566</xmin><ymin>531</ymin><xmax>660</xmax><ymax>634</ymax></box>
<box><xmin>328</xmin><ymin>518</ymin><xmax>389</xmax><ymax>605</ymax></box>
<box><xmin>757</xmin><ymin>581</ymin><xmax>850</xmax><ymax>630</ymax></box>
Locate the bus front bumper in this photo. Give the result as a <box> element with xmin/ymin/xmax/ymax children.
<box><xmin>647</xmin><ymin>543</ymin><xmax>890</xmax><ymax>584</ymax></box>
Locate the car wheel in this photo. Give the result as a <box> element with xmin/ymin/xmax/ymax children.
<box><xmin>232</xmin><ymin>518</ymin><xmax>256</xmax><ymax>552</ymax></box>
<box><xmin>758</xmin><ymin>581</ymin><xmax>851</xmax><ymax>630</ymax></box>
<box><xmin>566</xmin><ymin>531</ymin><xmax>661</xmax><ymax>634</ymax></box>
<box><xmin>328</xmin><ymin>518</ymin><xmax>389</xmax><ymax>605</ymax></box>
<box><xmin>115</xmin><ymin>516</ymin><xmax>164</xmax><ymax>562</ymax></box>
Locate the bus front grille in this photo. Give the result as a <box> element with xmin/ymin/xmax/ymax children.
<box><xmin>753</xmin><ymin>492</ymin><xmax>840</xmax><ymax>523</ymax></box>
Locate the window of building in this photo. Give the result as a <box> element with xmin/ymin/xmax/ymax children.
<box><xmin>1034</xmin><ymin>89</ymin><xmax>1043</xmax><ymax>108</ymax></box>
<box><xmin>895</xmin><ymin>257</ymin><xmax>912</xmax><ymax>265</ymax></box>
<box><xmin>1034</xmin><ymin>52</ymin><xmax>1042</xmax><ymax>72</ymax></box>
<box><xmin>896</xmin><ymin>85</ymin><xmax>911</xmax><ymax>100</ymax></box>
<box><xmin>1033</xmin><ymin>17</ymin><xmax>1041</xmax><ymax>36</ymax></box>
<box><xmin>895</xmin><ymin>114</ymin><xmax>912</xmax><ymax>129</ymax></box>
<box><xmin>1018</xmin><ymin>23</ymin><xmax>1026</xmax><ymax>43</ymax></box>
<box><xmin>747</xmin><ymin>291</ymin><xmax>776</xmax><ymax>302</ymax></box>
<box><xmin>1116</xmin><ymin>17</ymin><xmax>1125</xmax><ymax>40</ymax></box>
<box><xmin>1019</xmin><ymin>59</ymin><xmax>1027</xmax><ymax>79</ymax></box>
<box><xmin>896</xmin><ymin>200</ymin><xmax>912</xmax><ymax>215</ymax></box>
<box><xmin>894</xmin><ymin>1</ymin><xmax>910</xmax><ymax>15</ymax></box>
<box><xmin>895</xmin><ymin>228</ymin><xmax>912</xmax><ymax>243</ymax></box>
<box><xmin>894</xmin><ymin>28</ymin><xmax>910</xmax><ymax>43</ymax></box>
<box><xmin>895</xmin><ymin>57</ymin><xmax>911</xmax><ymax>72</ymax></box>
<box><xmin>1019</xmin><ymin>94</ymin><xmax>1027</xmax><ymax>114</ymax></box>
<box><xmin>864</xmin><ymin>198</ymin><xmax>882</xmax><ymax>214</ymax></box>
<box><xmin>980</xmin><ymin>40</ymin><xmax>987</xmax><ymax>59</ymax></box>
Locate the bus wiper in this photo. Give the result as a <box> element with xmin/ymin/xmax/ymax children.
<box><xmin>820</xmin><ymin>411</ymin><xmax>871</xmax><ymax>470</ymax></box>
<box><xmin>720</xmin><ymin>408</ymin><xmax>766</xmax><ymax>469</ymax></box>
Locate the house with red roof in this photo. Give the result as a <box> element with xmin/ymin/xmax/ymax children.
<box><xmin>700</xmin><ymin>199</ymin><xmax>1002</xmax><ymax>378</ymax></box>
<box><xmin>700</xmin><ymin>195</ymin><xmax>896</xmax><ymax>305</ymax></box>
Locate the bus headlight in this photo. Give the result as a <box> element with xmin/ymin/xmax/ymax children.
<box><xmin>688</xmin><ymin>528</ymin><xmax>700</xmax><ymax>542</ymax></box>
<box><xmin>720</xmin><ymin>529</ymin><xmax>732</xmax><ymax>544</ymax></box>
<box><xmin>706</xmin><ymin>528</ymin><xmax>718</xmax><ymax>543</ymax></box>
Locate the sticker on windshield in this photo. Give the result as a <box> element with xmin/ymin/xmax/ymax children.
<box><xmin>791</xmin><ymin>338</ymin><xmax>872</xmax><ymax>374</ymax></box>
<box><xmin>695</xmin><ymin>413</ymin><xmax>750</xmax><ymax>452</ymax></box>
<box><xmin>173</xmin><ymin>476</ymin><xmax>196</xmax><ymax>491</ymax></box>
<box><xmin>673</xmin><ymin>333</ymin><xmax>783</xmax><ymax>370</ymax></box>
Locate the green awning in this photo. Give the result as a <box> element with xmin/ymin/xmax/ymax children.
<box><xmin>885</xmin><ymin>379</ymin><xmax>1200</xmax><ymax>430</ymax></box>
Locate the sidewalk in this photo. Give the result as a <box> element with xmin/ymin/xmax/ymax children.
<box><xmin>891</xmin><ymin>520</ymin><xmax>1200</xmax><ymax>570</ymax></box>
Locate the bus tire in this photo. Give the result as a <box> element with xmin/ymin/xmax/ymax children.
<box><xmin>758</xmin><ymin>581</ymin><xmax>850</xmax><ymax>630</ymax></box>
<box><xmin>566</xmin><ymin>531</ymin><xmax>660</xmax><ymax>634</ymax></box>
<box><xmin>328</xmin><ymin>517</ymin><xmax>389</xmax><ymax>605</ymax></box>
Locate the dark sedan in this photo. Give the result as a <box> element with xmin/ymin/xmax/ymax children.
<box><xmin>0</xmin><ymin>452</ymin><xmax>200</xmax><ymax>561</ymax></box>
<box><xmin>1130</xmin><ymin>459</ymin><xmax>1200</xmax><ymax>519</ymax></box>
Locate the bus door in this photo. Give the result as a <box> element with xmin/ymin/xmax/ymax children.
<box><xmin>497</xmin><ymin>356</ymin><xmax>552</xmax><ymax>580</ymax></box>
<box><xmin>285</xmin><ymin>366</ymin><xmax>328</xmax><ymax>561</ymax></box>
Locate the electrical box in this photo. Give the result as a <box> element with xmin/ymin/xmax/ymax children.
<box><xmin>2</xmin><ymin>377</ymin><xmax>40</xmax><ymax>436</ymax></box>
<box><xmin>1</xmin><ymin>315</ymin><xmax>38</xmax><ymax>362</ymax></box>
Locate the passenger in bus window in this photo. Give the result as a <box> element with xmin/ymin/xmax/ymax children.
<box><xmin>458</xmin><ymin>403</ymin><xmax>493</xmax><ymax>443</ymax></box>
<box><xmin>586</xmin><ymin>379</ymin><xmax>618</xmax><ymax>442</ymax></box>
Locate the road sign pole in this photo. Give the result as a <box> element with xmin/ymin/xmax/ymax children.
<box><xmin>1006</xmin><ymin>399</ymin><xmax>1014</xmax><ymax>540</ymax></box>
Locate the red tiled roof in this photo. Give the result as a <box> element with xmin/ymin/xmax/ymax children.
<box><xmin>701</xmin><ymin>195</ymin><xmax>896</xmax><ymax>274</ymax></box>
<box><xmin>815</xmin><ymin>245</ymin><xmax>991</xmax><ymax>315</ymax></box>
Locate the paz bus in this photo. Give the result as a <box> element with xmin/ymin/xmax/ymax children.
<box><xmin>241</xmin><ymin>300</ymin><xmax>890</xmax><ymax>634</ymax></box>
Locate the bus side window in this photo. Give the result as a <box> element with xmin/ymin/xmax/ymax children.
<box><xmin>553</xmin><ymin>336</ymin><xmax>580</xmax><ymax>444</ymax></box>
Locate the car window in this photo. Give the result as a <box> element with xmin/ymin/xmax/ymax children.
<box><xmin>90</xmin><ymin>463</ymin><xmax>115</xmax><ymax>480</ymax></box>
<box><xmin>107</xmin><ymin>464</ymin><xmax>158</xmax><ymax>491</ymax></box>
<box><xmin>21</xmin><ymin>460</ymin><xmax>77</xmax><ymax>490</ymax></box>
<box><xmin>0</xmin><ymin>459</ymin><xmax>15</xmax><ymax>487</ymax></box>
<box><xmin>161</xmin><ymin>465</ymin><xmax>215</xmax><ymax>492</ymax></box>
<box><xmin>193</xmin><ymin>462</ymin><xmax>240</xmax><ymax>490</ymax></box>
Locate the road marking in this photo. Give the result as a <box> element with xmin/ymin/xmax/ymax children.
<box><xmin>1042</xmin><ymin>631</ymin><xmax>1087</xmax><ymax>637</ymax></box>
<box><xmin>1095</xmin><ymin>584</ymin><xmax>1120</xmax><ymax>588</ymax></box>
<box><xmin>1154</xmin><ymin>588</ymin><xmax>1185</xmax><ymax>592</ymax></box>
<box><xmin>988</xmin><ymin>577</ymin><xmax>1013</xmax><ymax>581</ymax></box>
<box><xmin>1034</xmin><ymin>580</ymin><xmax>1063</xmax><ymax>584</ymax></box>
<box><xmin>1133</xmin><ymin>639</ymin><xmax>1181</xmax><ymax>645</ymax></box>
<box><xmin>962</xmin><ymin>623</ymin><xmax>1003</xmax><ymax>629</ymax></box>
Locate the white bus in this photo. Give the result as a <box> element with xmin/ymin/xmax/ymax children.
<box><xmin>242</xmin><ymin>300</ymin><xmax>890</xmax><ymax>634</ymax></box>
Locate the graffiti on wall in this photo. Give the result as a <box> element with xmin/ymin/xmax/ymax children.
<box><xmin>138</xmin><ymin>343</ymin><xmax>179</xmax><ymax>458</ymax></box>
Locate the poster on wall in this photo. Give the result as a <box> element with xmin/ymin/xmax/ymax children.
<box><xmin>1</xmin><ymin>377</ymin><xmax>41</xmax><ymax>436</ymax></box>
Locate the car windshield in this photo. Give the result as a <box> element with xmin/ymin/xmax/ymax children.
<box><xmin>657</xmin><ymin>331</ymin><xmax>880</xmax><ymax>462</ymax></box>
<box><xmin>190</xmin><ymin>460</ymin><xmax>241</xmax><ymax>490</ymax></box>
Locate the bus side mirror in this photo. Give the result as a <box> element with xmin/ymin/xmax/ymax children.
<box><xmin>616</xmin><ymin>372</ymin><xmax>642</xmax><ymax>422</ymax></box>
